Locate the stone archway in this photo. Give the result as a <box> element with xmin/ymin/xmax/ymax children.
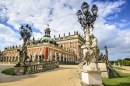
<box><xmin>39</xmin><ymin>50</ymin><xmax>43</xmax><ymax>61</ymax></box>
<box><xmin>66</xmin><ymin>55</ymin><xmax>68</xmax><ymax>63</ymax></box>
<box><xmin>30</xmin><ymin>54</ymin><xmax>32</xmax><ymax>61</ymax></box>
<box><xmin>15</xmin><ymin>53</ymin><xmax>18</xmax><ymax>62</ymax></box>
<box><xmin>39</xmin><ymin>55</ymin><xmax>42</xmax><ymax>61</ymax></box>
<box><xmin>15</xmin><ymin>56</ymin><xmax>18</xmax><ymax>62</ymax></box>
<box><xmin>61</xmin><ymin>55</ymin><xmax>63</xmax><ymax>62</ymax></box>
<box><xmin>57</xmin><ymin>53</ymin><xmax>59</xmax><ymax>62</ymax></box>
<box><xmin>35</xmin><ymin>54</ymin><xmax>38</xmax><ymax>61</ymax></box>
<box><xmin>9</xmin><ymin>55</ymin><xmax>11</xmax><ymax>62</ymax></box>
<box><xmin>64</xmin><ymin>57</ymin><xmax>66</xmax><ymax>63</ymax></box>
<box><xmin>10</xmin><ymin>55</ymin><xmax>12</xmax><ymax>62</ymax></box>
<box><xmin>12</xmin><ymin>54</ymin><xmax>14</xmax><ymax>62</ymax></box>
<box><xmin>63</xmin><ymin>54</ymin><xmax>65</xmax><ymax>62</ymax></box>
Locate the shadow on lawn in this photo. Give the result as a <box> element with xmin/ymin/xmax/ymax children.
<box><xmin>103</xmin><ymin>82</ymin><xmax>130</xmax><ymax>86</ymax></box>
<box><xmin>103</xmin><ymin>67</ymin><xmax>130</xmax><ymax>86</ymax></box>
<box><xmin>109</xmin><ymin>67</ymin><xmax>121</xmax><ymax>78</ymax></box>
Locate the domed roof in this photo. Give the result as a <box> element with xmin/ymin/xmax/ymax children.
<box><xmin>40</xmin><ymin>26</ymin><xmax>57</xmax><ymax>45</ymax></box>
<box><xmin>40</xmin><ymin>36</ymin><xmax>56</xmax><ymax>43</ymax></box>
<box><xmin>40</xmin><ymin>27</ymin><xmax>56</xmax><ymax>43</ymax></box>
<box><xmin>45</xmin><ymin>28</ymin><xmax>50</xmax><ymax>30</ymax></box>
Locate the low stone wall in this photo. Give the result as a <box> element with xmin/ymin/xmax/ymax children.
<box><xmin>14</xmin><ymin>61</ymin><xmax>59</xmax><ymax>75</ymax></box>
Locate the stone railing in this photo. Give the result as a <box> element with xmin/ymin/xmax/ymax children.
<box><xmin>14</xmin><ymin>61</ymin><xmax>59</xmax><ymax>75</ymax></box>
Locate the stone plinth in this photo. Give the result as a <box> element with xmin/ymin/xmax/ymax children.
<box><xmin>80</xmin><ymin>70</ymin><xmax>103</xmax><ymax>86</ymax></box>
<box><xmin>98</xmin><ymin>62</ymin><xmax>108</xmax><ymax>78</ymax></box>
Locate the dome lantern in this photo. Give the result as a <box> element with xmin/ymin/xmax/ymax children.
<box><xmin>44</xmin><ymin>24</ymin><xmax>51</xmax><ymax>37</ymax></box>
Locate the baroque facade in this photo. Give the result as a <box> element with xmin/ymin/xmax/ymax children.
<box><xmin>1</xmin><ymin>27</ymin><xmax>85</xmax><ymax>63</ymax></box>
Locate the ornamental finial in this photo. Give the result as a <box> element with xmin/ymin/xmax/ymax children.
<box><xmin>47</xmin><ymin>24</ymin><xmax>49</xmax><ymax>28</ymax></box>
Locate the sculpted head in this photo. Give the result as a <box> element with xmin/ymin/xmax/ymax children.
<box><xmin>90</xmin><ymin>34</ymin><xmax>95</xmax><ymax>39</ymax></box>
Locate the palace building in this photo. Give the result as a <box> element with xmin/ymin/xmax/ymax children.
<box><xmin>1</xmin><ymin>26</ymin><xmax>85</xmax><ymax>63</ymax></box>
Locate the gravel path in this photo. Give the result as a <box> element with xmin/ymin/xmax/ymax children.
<box><xmin>0</xmin><ymin>64</ymin><xmax>81</xmax><ymax>86</ymax></box>
<box><xmin>117</xmin><ymin>66</ymin><xmax>130</xmax><ymax>73</ymax></box>
<box><xmin>113</xmin><ymin>65</ymin><xmax>130</xmax><ymax>73</ymax></box>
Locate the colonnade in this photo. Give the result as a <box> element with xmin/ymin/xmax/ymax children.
<box><xmin>1</xmin><ymin>48</ymin><xmax>76</xmax><ymax>63</ymax></box>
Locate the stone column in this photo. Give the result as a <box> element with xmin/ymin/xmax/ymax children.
<box><xmin>55</xmin><ymin>52</ymin><xmax>57</xmax><ymax>61</ymax></box>
<box><xmin>85</xmin><ymin>25</ymin><xmax>91</xmax><ymax>45</ymax></box>
<box><xmin>50</xmin><ymin>50</ymin><xmax>52</xmax><ymax>61</ymax></box>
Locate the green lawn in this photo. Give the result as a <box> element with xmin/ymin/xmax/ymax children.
<box><xmin>103</xmin><ymin>72</ymin><xmax>130</xmax><ymax>86</ymax></box>
<box><xmin>1</xmin><ymin>68</ymin><xmax>14</xmax><ymax>75</ymax></box>
<box><xmin>113</xmin><ymin>66</ymin><xmax>126</xmax><ymax>70</ymax></box>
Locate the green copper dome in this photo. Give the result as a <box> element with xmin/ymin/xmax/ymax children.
<box><xmin>40</xmin><ymin>27</ymin><xmax>56</xmax><ymax>43</ymax></box>
<box><xmin>40</xmin><ymin>36</ymin><xmax>55</xmax><ymax>42</ymax></box>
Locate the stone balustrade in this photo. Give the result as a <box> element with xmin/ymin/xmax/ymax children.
<box><xmin>14</xmin><ymin>61</ymin><xmax>59</xmax><ymax>75</ymax></box>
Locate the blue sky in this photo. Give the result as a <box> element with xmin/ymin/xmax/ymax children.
<box><xmin>0</xmin><ymin>0</ymin><xmax>130</xmax><ymax>61</ymax></box>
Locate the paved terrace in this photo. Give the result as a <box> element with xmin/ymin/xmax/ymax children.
<box><xmin>1</xmin><ymin>63</ymin><xmax>130</xmax><ymax>86</ymax></box>
<box><xmin>0</xmin><ymin>64</ymin><xmax>81</xmax><ymax>86</ymax></box>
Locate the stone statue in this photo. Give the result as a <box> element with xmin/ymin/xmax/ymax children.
<box><xmin>90</xmin><ymin>34</ymin><xmax>98</xmax><ymax>59</ymax></box>
<box><xmin>79</xmin><ymin>32</ymin><xmax>100</xmax><ymax>70</ymax></box>
<box><xmin>83</xmin><ymin>34</ymin><xmax>98</xmax><ymax>62</ymax></box>
<box><xmin>82</xmin><ymin>45</ymin><xmax>93</xmax><ymax>64</ymax></box>
<box><xmin>79</xmin><ymin>34</ymin><xmax>97</xmax><ymax>69</ymax></box>
<box><xmin>103</xmin><ymin>55</ymin><xmax>107</xmax><ymax>61</ymax></box>
<box><xmin>97</xmin><ymin>52</ymin><xmax>108</xmax><ymax>62</ymax></box>
<box><xmin>104</xmin><ymin>46</ymin><xmax>108</xmax><ymax>62</ymax></box>
<box><xmin>98</xmin><ymin>52</ymin><xmax>103</xmax><ymax>61</ymax></box>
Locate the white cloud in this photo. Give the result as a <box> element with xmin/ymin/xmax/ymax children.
<box><xmin>0</xmin><ymin>0</ymin><xmax>129</xmax><ymax>60</ymax></box>
<box><xmin>106</xmin><ymin>14</ymin><xmax>118</xmax><ymax>20</ymax></box>
<box><xmin>121</xmin><ymin>19</ymin><xmax>126</xmax><ymax>22</ymax></box>
<box><xmin>0</xmin><ymin>5</ymin><xmax>8</xmax><ymax>22</ymax></box>
<box><xmin>0</xmin><ymin>24</ymin><xmax>22</xmax><ymax>51</ymax></box>
<box><xmin>95</xmin><ymin>0</ymin><xmax>125</xmax><ymax>18</ymax></box>
<box><xmin>32</xmin><ymin>32</ymin><xmax>42</xmax><ymax>40</ymax></box>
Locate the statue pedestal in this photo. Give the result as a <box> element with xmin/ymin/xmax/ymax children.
<box><xmin>98</xmin><ymin>62</ymin><xmax>108</xmax><ymax>78</ymax></box>
<box><xmin>80</xmin><ymin>70</ymin><xmax>103</xmax><ymax>86</ymax></box>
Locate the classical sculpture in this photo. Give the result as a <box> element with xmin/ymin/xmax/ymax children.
<box><xmin>96</xmin><ymin>46</ymin><xmax>108</xmax><ymax>62</ymax></box>
<box><xmin>77</xmin><ymin>2</ymin><xmax>99</xmax><ymax>71</ymax></box>
<box><xmin>79</xmin><ymin>33</ymin><xmax>99</xmax><ymax>70</ymax></box>
<box><xmin>104</xmin><ymin>46</ymin><xmax>108</xmax><ymax>62</ymax></box>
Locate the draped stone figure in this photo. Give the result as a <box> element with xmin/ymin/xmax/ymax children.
<box><xmin>79</xmin><ymin>33</ymin><xmax>99</xmax><ymax>70</ymax></box>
